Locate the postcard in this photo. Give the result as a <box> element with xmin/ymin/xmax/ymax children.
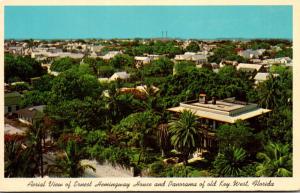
<box><xmin>0</xmin><ymin>0</ymin><xmax>299</xmax><ymax>191</ymax></box>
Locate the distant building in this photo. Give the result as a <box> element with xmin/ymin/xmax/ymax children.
<box><xmin>119</xmin><ymin>85</ymin><xmax>160</xmax><ymax>100</ymax></box>
<box><xmin>236</xmin><ymin>63</ymin><xmax>263</xmax><ymax>73</ymax></box>
<box><xmin>175</xmin><ymin>52</ymin><xmax>208</xmax><ymax>65</ymax></box>
<box><xmin>254</xmin><ymin>72</ymin><xmax>279</xmax><ymax>85</ymax></box>
<box><xmin>101</xmin><ymin>51</ymin><xmax>122</xmax><ymax>60</ymax></box>
<box><xmin>5</xmin><ymin>92</ymin><xmax>21</xmax><ymax>114</ymax></box>
<box><xmin>88</xmin><ymin>45</ymin><xmax>103</xmax><ymax>53</ymax></box>
<box><xmin>238</xmin><ymin>49</ymin><xmax>265</xmax><ymax>59</ymax></box>
<box><xmin>219</xmin><ymin>60</ymin><xmax>238</xmax><ymax>68</ymax></box>
<box><xmin>109</xmin><ymin>72</ymin><xmax>130</xmax><ymax>81</ymax></box>
<box><xmin>262</xmin><ymin>57</ymin><xmax>292</xmax><ymax>68</ymax></box>
<box><xmin>134</xmin><ymin>56</ymin><xmax>151</xmax><ymax>68</ymax></box>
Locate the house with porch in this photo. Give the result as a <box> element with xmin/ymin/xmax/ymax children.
<box><xmin>16</xmin><ymin>105</ymin><xmax>45</xmax><ymax>125</ymax></box>
<box><xmin>167</xmin><ymin>94</ymin><xmax>271</xmax><ymax>151</ymax></box>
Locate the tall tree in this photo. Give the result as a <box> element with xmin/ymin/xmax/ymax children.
<box><xmin>112</xmin><ymin>111</ymin><xmax>160</xmax><ymax>164</ymax></box>
<box><xmin>169</xmin><ymin>110</ymin><xmax>199</xmax><ymax>165</ymax></box>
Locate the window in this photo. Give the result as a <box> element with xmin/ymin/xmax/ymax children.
<box><xmin>8</xmin><ymin>106</ymin><xmax>12</xmax><ymax>112</ymax></box>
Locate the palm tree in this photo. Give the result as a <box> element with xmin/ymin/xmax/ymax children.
<box><xmin>213</xmin><ymin>146</ymin><xmax>248</xmax><ymax>177</ymax></box>
<box><xmin>5</xmin><ymin>134</ymin><xmax>36</xmax><ymax>177</ymax></box>
<box><xmin>256</xmin><ymin>142</ymin><xmax>292</xmax><ymax>177</ymax></box>
<box><xmin>169</xmin><ymin>110</ymin><xmax>199</xmax><ymax>165</ymax></box>
<box><xmin>258</xmin><ymin>74</ymin><xmax>283</xmax><ymax>109</ymax></box>
<box><xmin>26</xmin><ymin>114</ymin><xmax>46</xmax><ymax>177</ymax></box>
<box><xmin>47</xmin><ymin>140</ymin><xmax>95</xmax><ymax>177</ymax></box>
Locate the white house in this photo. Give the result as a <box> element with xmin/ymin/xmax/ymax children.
<box><xmin>175</xmin><ymin>52</ymin><xmax>208</xmax><ymax>64</ymax></box>
<box><xmin>134</xmin><ymin>56</ymin><xmax>151</xmax><ymax>68</ymax></box>
<box><xmin>109</xmin><ymin>72</ymin><xmax>130</xmax><ymax>81</ymax></box>
<box><xmin>238</xmin><ymin>49</ymin><xmax>265</xmax><ymax>59</ymax></box>
<box><xmin>236</xmin><ymin>63</ymin><xmax>263</xmax><ymax>72</ymax></box>
<box><xmin>254</xmin><ymin>72</ymin><xmax>279</xmax><ymax>85</ymax></box>
<box><xmin>101</xmin><ymin>51</ymin><xmax>122</xmax><ymax>60</ymax></box>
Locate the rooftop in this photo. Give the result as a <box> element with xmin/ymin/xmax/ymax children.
<box><xmin>5</xmin><ymin>91</ymin><xmax>21</xmax><ymax>106</ymax></box>
<box><xmin>167</xmin><ymin>98</ymin><xmax>271</xmax><ymax>123</ymax></box>
<box><xmin>236</xmin><ymin>63</ymin><xmax>263</xmax><ymax>71</ymax></box>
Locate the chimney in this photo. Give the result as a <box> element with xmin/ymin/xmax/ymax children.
<box><xmin>212</xmin><ymin>97</ymin><xmax>216</xmax><ymax>105</ymax></box>
<box><xmin>199</xmin><ymin>93</ymin><xmax>207</xmax><ymax>104</ymax></box>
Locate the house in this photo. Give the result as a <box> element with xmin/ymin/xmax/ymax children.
<box><xmin>134</xmin><ymin>56</ymin><xmax>151</xmax><ymax>68</ymax></box>
<box><xmin>249</xmin><ymin>58</ymin><xmax>262</xmax><ymax>64</ymax></box>
<box><xmin>7</xmin><ymin>46</ymin><xmax>24</xmax><ymax>55</ymax></box>
<box><xmin>219</xmin><ymin>60</ymin><xmax>238</xmax><ymax>68</ymax></box>
<box><xmin>57</xmin><ymin>52</ymin><xmax>84</xmax><ymax>59</ymax></box>
<box><xmin>236</xmin><ymin>63</ymin><xmax>263</xmax><ymax>73</ymax></box>
<box><xmin>101</xmin><ymin>51</ymin><xmax>122</xmax><ymax>60</ymax></box>
<box><xmin>263</xmin><ymin>57</ymin><xmax>292</xmax><ymax>65</ymax></box>
<box><xmin>167</xmin><ymin>95</ymin><xmax>270</xmax><ymax>150</ymax></box>
<box><xmin>88</xmin><ymin>45</ymin><xmax>103</xmax><ymax>53</ymax></box>
<box><xmin>109</xmin><ymin>72</ymin><xmax>130</xmax><ymax>81</ymax></box>
<box><xmin>254</xmin><ymin>73</ymin><xmax>279</xmax><ymax>85</ymax></box>
<box><xmin>238</xmin><ymin>49</ymin><xmax>265</xmax><ymax>59</ymax></box>
<box><xmin>174</xmin><ymin>52</ymin><xmax>208</xmax><ymax>64</ymax></box>
<box><xmin>147</xmin><ymin>54</ymin><xmax>161</xmax><ymax>60</ymax></box>
<box><xmin>119</xmin><ymin>85</ymin><xmax>160</xmax><ymax>100</ymax></box>
<box><xmin>5</xmin><ymin>92</ymin><xmax>21</xmax><ymax>114</ymax></box>
<box><xmin>16</xmin><ymin>105</ymin><xmax>45</xmax><ymax>125</ymax></box>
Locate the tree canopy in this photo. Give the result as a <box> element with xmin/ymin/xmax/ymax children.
<box><xmin>50</xmin><ymin>57</ymin><xmax>80</xmax><ymax>72</ymax></box>
<box><xmin>5</xmin><ymin>54</ymin><xmax>46</xmax><ymax>83</ymax></box>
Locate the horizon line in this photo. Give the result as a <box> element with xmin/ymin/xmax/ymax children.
<box><xmin>5</xmin><ymin>37</ymin><xmax>293</xmax><ymax>41</ymax></box>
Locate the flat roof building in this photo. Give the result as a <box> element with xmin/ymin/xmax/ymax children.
<box><xmin>168</xmin><ymin>97</ymin><xmax>270</xmax><ymax>124</ymax></box>
<box><xmin>167</xmin><ymin>96</ymin><xmax>271</xmax><ymax>151</ymax></box>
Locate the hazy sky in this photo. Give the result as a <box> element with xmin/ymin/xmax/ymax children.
<box><xmin>5</xmin><ymin>6</ymin><xmax>293</xmax><ymax>39</ymax></box>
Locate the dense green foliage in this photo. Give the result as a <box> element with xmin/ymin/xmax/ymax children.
<box><xmin>109</xmin><ymin>54</ymin><xmax>134</xmax><ymax>69</ymax></box>
<box><xmin>185</xmin><ymin>41</ymin><xmax>200</xmax><ymax>52</ymax></box>
<box><xmin>256</xmin><ymin>142</ymin><xmax>292</xmax><ymax>177</ymax></box>
<box><xmin>139</xmin><ymin>57</ymin><xmax>173</xmax><ymax>78</ymax></box>
<box><xmin>5</xmin><ymin>39</ymin><xmax>293</xmax><ymax>178</ymax></box>
<box><xmin>208</xmin><ymin>44</ymin><xmax>247</xmax><ymax>63</ymax></box>
<box><xmin>50</xmin><ymin>57</ymin><xmax>80</xmax><ymax>72</ymax></box>
<box><xmin>125</xmin><ymin>40</ymin><xmax>183</xmax><ymax>57</ymax></box>
<box><xmin>5</xmin><ymin>54</ymin><xmax>46</xmax><ymax>83</ymax></box>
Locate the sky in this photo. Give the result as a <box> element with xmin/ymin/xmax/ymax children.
<box><xmin>4</xmin><ymin>6</ymin><xmax>293</xmax><ymax>40</ymax></box>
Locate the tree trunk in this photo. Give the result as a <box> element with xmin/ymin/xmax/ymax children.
<box><xmin>39</xmin><ymin>139</ymin><xmax>44</xmax><ymax>177</ymax></box>
<box><xmin>161</xmin><ymin>149</ymin><xmax>165</xmax><ymax>157</ymax></box>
